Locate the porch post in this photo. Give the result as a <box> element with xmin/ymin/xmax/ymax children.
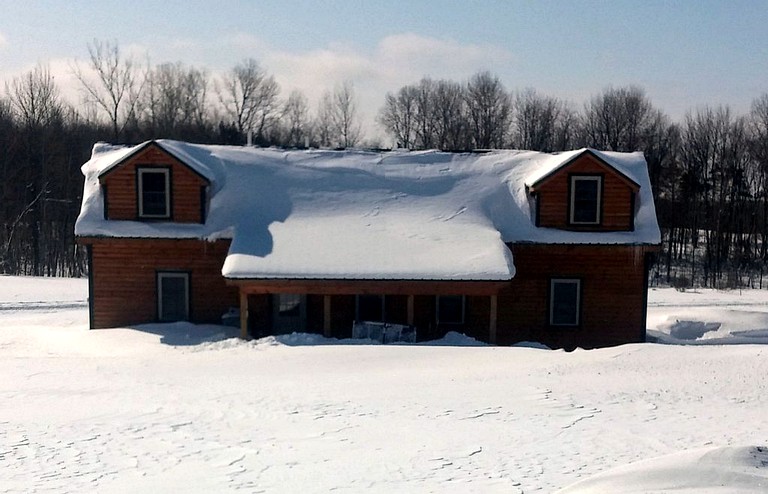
<box><xmin>239</xmin><ymin>289</ymin><xmax>249</xmax><ymax>339</ymax></box>
<box><xmin>407</xmin><ymin>295</ymin><xmax>415</xmax><ymax>326</ymax></box>
<box><xmin>323</xmin><ymin>295</ymin><xmax>332</xmax><ymax>337</ymax></box>
<box><xmin>489</xmin><ymin>295</ymin><xmax>498</xmax><ymax>344</ymax></box>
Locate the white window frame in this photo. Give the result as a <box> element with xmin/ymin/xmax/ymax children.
<box><xmin>157</xmin><ymin>271</ymin><xmax>190</xmax><ymax>322</ymax></box>
<box><xmin>549</xmin><ymin>278</ymin><xmax>581</xmax><ymax>327</ymax></box>
<box><xmin>569</xmin><ymin>175</ymin><xmax>602</xmax><ymax>225</ymax></box>
<box><xmin>138</xmin><ymin>168</ymin><xmax>171</xmax><ymax>218</ymax></box>
<box><xmin>436</xmin><ymin>295</ymin><xmax>465</xmax><ymax>325</ymax></box>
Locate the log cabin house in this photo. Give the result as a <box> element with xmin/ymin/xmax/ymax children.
<box><xmin>75</xmin><ymin>140</ymin><xmax>660</xmax><ymax>349</ymax></box>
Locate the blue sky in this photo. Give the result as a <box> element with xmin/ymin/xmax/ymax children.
<box><xmin>2</xmin><ymin>0</ymin><xmax>767</xmax><ymax>136</ymax></box>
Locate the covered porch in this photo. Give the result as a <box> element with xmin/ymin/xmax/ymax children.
<box><xmin>226</xmin><ymin>279</ymin><xmax>509</xmax><ymax>344</ymax></box>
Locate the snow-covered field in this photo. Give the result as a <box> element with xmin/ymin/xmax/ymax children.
<box><xmin>1</xmin><ymin>277</ymin><xmax>766</xmax><ymax>492</ymax></box>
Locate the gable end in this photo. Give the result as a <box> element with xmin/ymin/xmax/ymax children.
<box><xmin>98</xmin><ymin>141</ymin><xmax>209</xmax><ymax>223</ymax></box>
<box><xmin>97</xmin><ymin>141</ymin><xmax>211</xmax><ymax>184</ymax></box>
<box><xmin>529</xmin><ymin>149</ymin><xmax>640</xmax><ymax>192</ymax></box>
<box><xmin>530</xmin><ymin>151</ymin><xmax>639</xmax><ymax>232</ymax></box>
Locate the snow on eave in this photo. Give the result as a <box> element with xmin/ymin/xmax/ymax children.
<box><xmin>525</xmin><ymin>148</ymin><xmax>642</xmax><ymax>190</ymax></box>
<box><xmin>222</xmin><ymin>275</ymin><xmax>514</xmax><ymax>282</ymax></box>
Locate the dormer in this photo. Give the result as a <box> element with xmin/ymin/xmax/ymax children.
<box><xmin>97</xmin><ymin>141</ymin><xmax>210</xmax><ymax>223</ymax></box>
<box><xmin>527</xmin><ymin>150</ymin><xmax>640</xmax><ymax>231</ymax></box>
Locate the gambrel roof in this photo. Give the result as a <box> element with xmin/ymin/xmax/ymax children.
<box><xmin>76</xmin><ymin>141</ymin><xmax>660</xmax><ymax>281</ymax></box>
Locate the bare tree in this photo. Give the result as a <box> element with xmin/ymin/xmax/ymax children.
<box><xmin>749</xmin><ymin>94</ymin><xmax>768</xmax><ymax>168</ymax></box>
<box><xmin>141</xmin><ymin>62</ymin><xmax>209</xmax><ymax>137</ymax></box>
<box><xmin>183</xmin><ymin>66</ymin><xmax>210</xmax><ymax>129</ymax></box>
<box><xmin>379</xmin><ymin>85</ymin><xmax>418</xmax><ymax>148</ymax></box>
<box><xmin>6</xmin><ymin>64</ymin><xmax>62</xmax><ymax>129</ymax></box>
<box><xmin>281</xmin><ymin>89</ymin><xmax>311</xmax><ymax>147</ymax></box>
<box><xmin>72</xmin><ymin>40</ymin><xmax>146</xmax><ymax>142</ymax></box>
<box><xmin>4</xmin><ymin>64</ymin><xmax>66</xmax><ymax>275</ymax></box>
<box><xmin>330</xmin><ymin>81</ymin><xmax>362</xmax><ymax>148</ymax></box>
<box><xmin>465</xmin><ymin>71</ymin><xmax>512</xmax><ymax>149</ymax></box>
<box><xmin>217</xmin><ymin>58</ymin><xmax>280</xmax><ymax>143</ymax></box>
<box><xmin>512</xmin><ymin>88</ymin><xmax>577</xmax><ymax>152</ymax></box>
<box><xmin>678</xmin><ymin>106</ymin><xmax>752</xmax><ymax>286</ymax></box>
<box><xmin>313</xmin><ymin>92</ymin><xmax>335</xmax><ymax>147</ymax></box>
<box><xmin>413</xmin><ymin>78</ymin><xmax>437</xmax><ymax>149</ymax></box>
<box><xmin>378</xmin><ymin>78</ymin><xmax>469</xmax><ymax>151</ymax></box>
<box><xmin>748</xmin><ymin>95</ymin><xmax>768</xmax><ymax>272</ymax></box>
<box><xmin>579</xmin><ymin>85</ymin><xmax>655</xmax><ymax>151</ymax></box>
<box><xmin>431</xmin><ymin>79</ymin><xmax>468</xmax><ymax>150</ymax></box>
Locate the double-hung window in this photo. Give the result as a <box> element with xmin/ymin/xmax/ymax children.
<box><xmin>549</xmin><ymin>279</ymin><xmax>581</xmax><ymax>326</ymax></box>
<box><xmin>138</xmin><ymin>168</ymin><xmax>170</xmax><ymax>218</ymax></box>
<box><xmin>569</xmin><ymin>175</ymin><xmax>602</xmax><ymax>225</ymax></box>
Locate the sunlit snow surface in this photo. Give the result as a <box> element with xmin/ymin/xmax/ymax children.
<box><xmin>1</xmin><ymin>276</ymin><xmax>767</xmax><ymax>493</ymax></box>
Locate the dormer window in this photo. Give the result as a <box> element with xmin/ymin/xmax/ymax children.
<box><xmin>569</xmin><ymin>175</ymin><xmax>602</xmax><ymax>225</ymax></box>
<box><xmin>138</xmin><ymin>168</ymin><xmax>170</xmax><ymax>218</ymax></box>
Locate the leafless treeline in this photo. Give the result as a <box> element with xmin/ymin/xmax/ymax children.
<box><xmin>2</xmin><ymin>40</ymin><xmax>768</xmax><ymax>287</ymax></box>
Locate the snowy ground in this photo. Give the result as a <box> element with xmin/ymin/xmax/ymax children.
<box><xmin>1</xmin><ymin>276</ymin><xmax>766</xmax><ymax>493</ymax></box>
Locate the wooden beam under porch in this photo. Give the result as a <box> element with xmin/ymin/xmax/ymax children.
<box><xmin>239</xmin><ymin>289</ymin><xmax>249</xmax><ymax>339</ymax></box>
<box><xmin>226</xmin><ymin>279</ymin><xmax>509</xmax><ymax>296</ymax></box>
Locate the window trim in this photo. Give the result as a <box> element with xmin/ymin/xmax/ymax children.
<box><xmin>436</xmin><ymin>295</ymin><xmax>465</xmax><ymax>325</ymax></box>
<box><xmin>156</xmin><ymin>271</ymin><xmax>190</xmax><ymax>322</ymax></box>
<box><xmin>549</xmin><ymin>278</ymin><xmax>581</xmax><ymax>327</ymax></box>
<box><xmin>568</xmin><ymin>174</ymin><xmax>603</xmax><ymax>226</ymax></box>
<box><xmin>355</xmin><ymin>294</ymin><xmax>385</xmax><ymax>322</ymax></box>
<box><xmin>137</xmin><ymin>167</ymin><xmax>171</xmax><ymax>219</ymax></box>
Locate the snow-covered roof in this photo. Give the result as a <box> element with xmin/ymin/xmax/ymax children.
<box><xmin>525</xmin><ymin>148</ymin><xmax>641</xmax><ymax>189</ymax></box>
<box><xmin>76</xmin><ymin>140</ymin><xmax>661</xmax><ymax>281</ymax></box>
<box><xmin>93</xmin><ymin>141</ymin><xmax>216</xmax><ymax>183</ymax></box>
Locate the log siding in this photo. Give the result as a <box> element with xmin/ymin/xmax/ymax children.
<box><xmin>99</xmin><ymin>145</ymin><xmax>208</xmax><ymax>223</ymax></box>
<box><xmin>496</xmin><ymin>244</ymin><xmax>652</xmax><ymax>349</ymax></box>
<box><xmin>87</xmin><ymin>238</ymin><xmax>237</xmax><ymax>329</ymax></box>
<box><xmin>85</xmin><ymin>239</ymin><xmax>651</xmax><ymax>348</ymax></box>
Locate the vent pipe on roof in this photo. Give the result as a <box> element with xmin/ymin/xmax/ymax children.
<box><xmin>246</xmin><ymin>130</ymin><xmax>253</xmax><ymax>147</ymax></box>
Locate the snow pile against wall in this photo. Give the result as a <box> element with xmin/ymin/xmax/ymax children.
<box><xmin>76</xmin><ymin>141</ymin><xmax>660</xmax><ymax>280</ymax></box>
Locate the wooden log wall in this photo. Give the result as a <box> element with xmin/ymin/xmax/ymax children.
<box><xmin>497</xmin><ymin>244</ymin><xmax>651</xmax><ymax>349</ymax></box>
<box><xmin>88</xmin><ymin>238</ymin><xmax>236</xmax><ymax>328</ymax></box>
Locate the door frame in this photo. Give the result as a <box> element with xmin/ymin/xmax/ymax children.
<box><xmin>156</xmin><ymin>271</ymin><xmax>191</xmax><ymax>322</ymax></box>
